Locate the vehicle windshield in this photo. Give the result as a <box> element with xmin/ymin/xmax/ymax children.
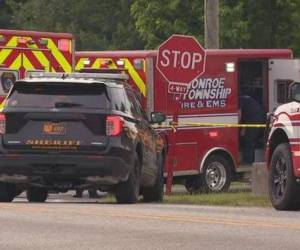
<box><xmin>7</xmin><ymin>82</ymin><xmax>111</xmax><ymax>109</ymax></box>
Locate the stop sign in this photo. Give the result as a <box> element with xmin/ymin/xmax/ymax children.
<box><xmin>156</xmin><ymin>34</ymin><xmax>206</xmax><ymax>84</ymax></box>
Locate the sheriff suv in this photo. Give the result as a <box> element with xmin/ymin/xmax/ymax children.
<box><xmin>0</xmin><ymin>72</ymin><xmax>166</xmax><ymax>204</ymax></box>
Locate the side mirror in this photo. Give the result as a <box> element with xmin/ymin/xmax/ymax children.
<box><xmin>290</xmin><ymin>82</ymin><xmax>300</xmax><ymax>102</ymax></box>
<box><xmin>150</xmin><ymin>112</ymin><xmax>166</xmax><ymax>124</ymax></box>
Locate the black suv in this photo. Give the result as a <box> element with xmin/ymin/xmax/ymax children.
<box><xmin>0</xmin><ymin>73</ymin><xmax>166</xmax><ymax>204</ymax></box>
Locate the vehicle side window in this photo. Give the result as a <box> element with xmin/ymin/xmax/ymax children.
<box><xmin>133</xmin><ymin>92</ymin><xmax>148</xmax><ymax>120</ymax></box>
<box><xmin>110</xmin><ymin>87</ymin><xmax>127</xmax><ymax>112</ymax></box>
<box><xmin>125</xmin><ymin>89</ymin><xmax>140</xmax><ymax>116</ymax></box>
<box><xmin>276</xmin><ymin>79</ymin><xmax>293</xmax><ymax>104</ymax></box>
<box><xmin>126</xmin><ymin>89</ymin><xmax>148</xmax><ymax>120</ymax></box>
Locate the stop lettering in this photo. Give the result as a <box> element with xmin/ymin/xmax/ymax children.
<box><xmin>157</xmin><ymin>34</ymin><xmax>206</xmax><ymax>84</ymax></box>
<box><xmin>160</xmin><ymin>50</ymin><xmax>203</xmax><ymax>70</ymax></box>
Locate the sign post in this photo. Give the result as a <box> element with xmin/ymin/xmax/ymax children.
<box><xmin>156</xmin><ymin>34</ymin><xmax>206</xmax><ymax>194</ymax></box>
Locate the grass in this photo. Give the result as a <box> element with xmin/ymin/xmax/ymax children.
<box><xmin>100</xmin><ymin>182</ymin><xmax>271</xmax><ymax>207</ymax></box>
<box><xmin>163</xmin><ymin>191</ymin><xmax>271</xmax><ymax>207</ymax></box>
<box><xmin>163</xmin><ymin>182</ymin><xmax>271</xmax><ymax>207</ymax></box>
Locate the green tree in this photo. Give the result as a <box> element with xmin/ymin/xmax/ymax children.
<box><xmin>7</xmin><ymin>0</ymin><xmax>144</xmax><ymax>50</ymax></box>
<box><xmin>0</xmin><ymin>0</ymin><xmax>15</xmax><ymax>28</ymax></box>
<box><xmin>131</xmin><ymin>0</ymin><xmax>204</xmax><ymax>49</ymax></box>
<box><xmin>245</xmin><ymin>0</ymin><xmax>298</xmax><ymax>49</ymax></box>
<box><xmin>220</xmin><ymin>0</ymin><xmax>300</xmax><ymax>55</ymax></box>
<box><xmin>220</xmin><ymin>0</ymin><xmax>250</xmax><ymax>48</ymax></box>
<box><xmin>4</xmin><ymin>0</ymin><xmax>300</xmax><ymax>55</ymax></box>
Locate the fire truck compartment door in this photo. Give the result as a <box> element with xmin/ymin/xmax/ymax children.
<box><xmin>173</xmin><ymin>142</ymin><xmax>199</xmax><ymax>175</ymax></box>
<box><xmin>269</xmin><ymin>59</ymin><xmax>300</xmax><ymax>111</ymax></box>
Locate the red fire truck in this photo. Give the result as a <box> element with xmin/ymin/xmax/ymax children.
<box><xmin>75</xmin><ymin>49</ymin><xmax>293</xmax><ymax>192</ymax></box>
<box><xmin>0</xmin><ymin>29</ymin><xmax>75</xmax><ymax>102</ymax></box>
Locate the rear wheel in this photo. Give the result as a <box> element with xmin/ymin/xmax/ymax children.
<box><xmin>143</xmin><ymin>156</ymin><xmax>164</xmax><ymax>202</ymax></box>
<box><xmin>26</xmin><ymin>187</ymin><xmax>48</xmax><ymax>202</ymax></box>
<box><xmin>201</xmin><ymin>154</ymin><xmax>231</xmax><ymax>193</ymax></box>
<box><xmin>269</xmin><ymin>143</ymin><xmax>300</xmax><ymax>210</ymax></box>
<box><xmin>115</xmin><ymin>155</ymin><xmax>140</xmax><ymax>204</ymax></box>
<box><xmin>0</xmin><ymin>183</ymin><xmax>17</xmax><ymax>202</ymax></box>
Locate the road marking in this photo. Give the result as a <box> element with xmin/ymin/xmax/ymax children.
<box><xmin>1</xmin><ymin>203</ymin><xmax>300</xmax><ymax>231</ymax></box>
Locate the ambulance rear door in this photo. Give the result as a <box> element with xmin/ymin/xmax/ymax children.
<box><xmin>269</xmin><ymin>59</ymin><xmax>300</xmax><ymax>111</ymax></box>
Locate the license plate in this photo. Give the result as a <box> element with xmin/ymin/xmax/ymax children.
<box><xmin>43</xmin><ymin>122</ymin><xmax>66</xmax><ymax>135</ymax></box>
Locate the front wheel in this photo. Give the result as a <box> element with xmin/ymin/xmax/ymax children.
<box><xmin>26</xmin><ymin>187</ymin><xmax>48</xmax><ymax>202</ymax></box>
<box><xmin>268</xmin><ymin>143</ymin><xmax>300</xmax><ymax>210</ymax></box>
<box><xmin>201</xmin><ymin>154</ymin><xmax>231</xmax><ymax>193</ymax></box>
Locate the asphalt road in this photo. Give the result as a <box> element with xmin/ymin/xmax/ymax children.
<box><xmin>1</xmin><ymin>193</ymin><xmax>300</xmax><ymax>250</ymax></box>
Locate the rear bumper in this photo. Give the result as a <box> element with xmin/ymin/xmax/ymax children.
<box><xmin>0</xmin><ymin>149</ymin><xmax>133</xmax><ymax>186</ymax></box>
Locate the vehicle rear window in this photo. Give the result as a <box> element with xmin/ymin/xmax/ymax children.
<box><xmin>7</xmin><ymin>82</ymin><xmax>111</xmax><ymax>109</ymax></box>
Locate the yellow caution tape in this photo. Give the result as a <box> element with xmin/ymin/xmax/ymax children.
<box><xmin>152</xmin><ymin>122</ymin><xmax>266</xmax><ymax>129</ymax></box>
<box><xmin>177</xmin><ymin>122</ymin><xmax>266</xmax><ymax>128</ymax></box>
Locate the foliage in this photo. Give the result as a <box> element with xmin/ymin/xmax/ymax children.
<box><xmin>0</xmin><ymin>0</ymin><xmax>15</xmax><ymax>28</ymax></box>
<box><xmin>131</xmin><ymin>0</ymin><xmax>204</xmax><ymax>49</ymax></box>
<box><xmin>1</xmin><ymin>0</ymin><xmax>300</xmax><ymax>55</ymax></box>
<box><xmin>220</xmin><ymin>0</ymin><xmax>250</xmax><ymax>48</ymax></box>
<box><xmin>6</xmin><ymin>0</ymin><xmax>144</xmax><ymax>50</ymax></box>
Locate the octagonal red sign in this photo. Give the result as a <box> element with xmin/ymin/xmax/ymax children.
<box><xmin>156</xmin><ymin>34</ymin><xmax>206</xmax><ymax>84</ymax></box>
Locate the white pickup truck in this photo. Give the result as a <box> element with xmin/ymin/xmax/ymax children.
<box><xmin>267</xmin><ymin>82</ymin><xmax>300</xmax><ymax>210</ymax></box>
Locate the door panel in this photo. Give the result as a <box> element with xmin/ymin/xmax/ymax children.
<box><xmin>174</xmin><ymin>142</ymin><xmax>199</xmax><ymax>174</ymax></box>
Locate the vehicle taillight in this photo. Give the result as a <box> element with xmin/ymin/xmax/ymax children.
<box><xmin>106</xmin><ymin>115</ymin><xmax>124</xmax><ymax>136</ymax></box>
<box><xmin>0</xmin><ymin>113</ymin><xmax>6</xmax><ymax>134</ymax></box>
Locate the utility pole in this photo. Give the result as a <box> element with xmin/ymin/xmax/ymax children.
<box><xmin>204</xmin><ymin>0</ymin><xmax>219</xmax><ymax>49</ymax></box>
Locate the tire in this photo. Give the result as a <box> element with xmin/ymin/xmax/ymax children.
<box><xmin>184</xmin><ymin>176</ymin><xmax>202</xmax><ymax>193</ymax></box>
<box><xmin>143</xmin><ymin>156</ymin><xmax>164</xmax><ymax>202</ymax></box>
<box><xmin>26</xmin><ymin>187</ymin><xmax>48</xmax><ymax>202</ymax></box>
<box><xmin>201</xmin><ymin>154</ymin><xmax>231</xmax><ymax>193</ymax></box>
<box><xmin>0</xmin><ymin>183</ymin><xmax>17</xmax><ymax>202</ymax></box>
<box><xmin>268</xmin><ymin>143</ymin><xmax>300</xmax><ymax>211</ymax></box>
<box><xmin>115</xmin><ymin>155</ymin><xmax>140</xmax><ymax>204</ymax></box>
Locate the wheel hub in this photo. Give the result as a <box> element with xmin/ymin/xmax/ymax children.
<box><xmin>273</xmin><ymin>157</ymin><xmax>287</xmax><ymax>198</ymax></box>
<box><xmin>205</xmin><ymin>162</ymin><xmax>226</xmax><ymax>191</ymax></box>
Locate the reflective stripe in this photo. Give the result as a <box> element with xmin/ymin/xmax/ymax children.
<box><xmin>46</xmin><ymin>38</ymin><xmax>72</xmax><ymax>72</ymax></box>
<box><xmin>92</xmin><ymin>58</ymin><xmax>117</xmax><ymax>69</ymax></box>
<box><xmin>122</xmin><ymin>58</ymin><xmax>146</xmax><ymax>96</ymax></box>
<box><xmin>15</xmin><ymin>36</ymin><xmax>50</xmax><ymax>71</ymax></box>
<box><xmin>32</xmin><ymin>50</ymin><xmax>49</xmax><ymax>71</ymax></box>
<box><xmin>22</xmin><ymin>54</ymin><xmax>35</xmax><ymax>70</ymax></box>
<box><xmin>1</xmin><ymin>36</ymin><xmax>49</xmax><ymax>71</ymax></box>
<box><xmin>75</xmin><ymin>58</ymin><xmax>86</xmax><ymax>71</ymax></box>
<box><xmin>1</xmin><ymin>35</ymin><xmax>72</xmax><ymax>73</ymax></box>
<box><xmin>29</xmin><ymin>42</ymin><xmax>50</xmax><ymax>71</ymax></box>
<box><xmin>178</xmin><ymin>114</ymin><xmax>238</xmax><ymax>125</ymax></box>
<box><xmin>9</xmin><ymin>54</ymin><xmax>21</xmax><ymax>70</ymax></box>
<box><xmin>75</xmin><ymin>56</ymin><xmax>146</xmax><ymax>96</ymax></box>
<box><xmin>0</xmin><ymin>36</ymin><xmax>18</xmax><ymax>64</ymax></box>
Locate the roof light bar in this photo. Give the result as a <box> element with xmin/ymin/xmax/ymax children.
<box><xmin>27</xmin><ymin>72</ymin><xmax>129</xmax><ymax>81</ymax></box>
